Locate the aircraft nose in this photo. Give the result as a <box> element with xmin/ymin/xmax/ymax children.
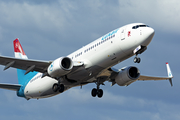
<box><xmin>148</xmin><ymin>27</ymin><xmax>155</xmax><ymax>37</ymax></box>
<box><xmin>141</xmin><ymin>27</ymin><xmax>155</xmax><ymax>46</ymax></box>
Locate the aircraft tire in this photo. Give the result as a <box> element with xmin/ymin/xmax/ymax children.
<box><xmin>52</xmin><ymin>83</ymin><xmax>59</xmax><ymax>92</ymax></box>
<box><xmin>134</xmin><ymin>57</ymin><xmax>141</xmax><ymax>63</ymax></box>
<box><xmin>91</xmin><ymin>88</ymin><xmax>97</xmax><ymax>97</ymax></box>
<box><xmin>137</xmin><ymin>58</ymin><xmax>141</xmax><ymax>63</ymax></box>
<box><xmin>59</xmin><ymin>84</ymin><xmax>65</xmax><ymax>93</ymax></box>
<box><xmin>134</xmin><ymin>57</ymin><xmax>138</xmax><ymax>63</ymax></box>
<box><xmin>97</xmin><ymin>89</ymin><xmax>103</xmax><ymax>98</ymax></box>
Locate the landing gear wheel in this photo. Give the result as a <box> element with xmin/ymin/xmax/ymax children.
<box><xmin>133</xmin><ymin>57</ymin><xmax>137</xmax><ymax>63</ymax></box>
<box><xmin>52</xmin><ymin>83</ymin><xmax>59</xmax><ymax>92</ymax></box>
<box><xmin>134</xmin><ymin>57</ymin><xmax>141</xmax><ymax>63</ymax></box>
<box><xmin>52</xmin><ymin>83</ymin><xmax>64</xmax><ymax>93</ymax></box>
<box><xmin>91</xmin><ymin>88</ymin><xmax>104</xmax><ymax>98</ymax></box>
<box><xmin>137</xmin><ymin>58</ymin><xmax>141</xmax><ymax>63</ymax></box>
<box><xmin>91</xmin><ymin>88</ymin><xmax>97</xmax><ymax>97</ymax></box>
<box><xmin>97</xmin><ymin>89</ymin><xmax>103</xmax><ymax>98</ymax></box>
<box><xmin>59</xmin><ymin>84</ymin><xmax>64</xmax><ymax>93</ymax></box>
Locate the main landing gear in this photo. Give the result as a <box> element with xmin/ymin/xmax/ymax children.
<box><xmin>52</xmin><ymin>83</ymin><xmax>64</xmax><ymax>93</ymax></box>
<box><xmin>91</xmin><ymin>80</ymin><xmax>104</xmax><ymax>98</ymax></box>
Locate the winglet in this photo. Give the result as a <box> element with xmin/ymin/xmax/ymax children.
<box><xmin>166</xmin><ymin>62</ymin><xmax>173</xmax><ymax>86</ymax></box>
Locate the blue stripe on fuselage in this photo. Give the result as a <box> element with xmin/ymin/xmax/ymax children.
<box><xmin>101</xmin><ymin>28</ymin><xmax>119</xmax><ymax>40</ymax></box>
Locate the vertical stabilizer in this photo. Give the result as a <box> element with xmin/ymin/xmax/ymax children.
<box><xmin>13</xmin><ymin>38</ymin><xmax>37</xmax><ymax>85</ymax></box>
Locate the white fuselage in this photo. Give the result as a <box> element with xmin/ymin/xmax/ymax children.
<box><xmin>24</xmin><ymin>23</ymin><xmax>155</xmax><ymax>99</ymax></box>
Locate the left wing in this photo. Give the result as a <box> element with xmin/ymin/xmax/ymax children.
<box><xmin>138</xmin><ymin>63</ymin><xmax>173</xmax><ymax>86</ymax></box>
<box><xmin>138</xmin><ymin>75</ymin><xmax>173</xmax><ymax>86</ymax></box>
<box><xmin>0</xmin><ymin>55</ymin><xmax>51</xmax><ymax>73</ymax></box>
<box><xmin>101</xmin><ymin>63</ymin><xmax>173</xmax><ymax>86</ymax></box>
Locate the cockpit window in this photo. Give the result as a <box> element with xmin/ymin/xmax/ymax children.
<box><xmin>132</xmin><ymin>25</ymin><xmax>149</xmax><ymax>29</ymax></box>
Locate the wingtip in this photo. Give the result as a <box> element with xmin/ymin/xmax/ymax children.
<box><xmin>166</xmin><ymin>62</ymin><xmax>173</xmax><ymax>78</ymax></box>
<box><xmin>169</xmin><ymin>78</ymin><xmax>173</xmax><ymax>87</ymax></box>
<box><xmin>166</xmin><ymin>62</ymin><xmax>173</xmax><ymax>86</ymax></box>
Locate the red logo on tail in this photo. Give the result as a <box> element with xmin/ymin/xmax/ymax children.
<box><xmin>13</xmin><ymin>38</ymin><xmax>26</xmax><ymax>55</ymax></box>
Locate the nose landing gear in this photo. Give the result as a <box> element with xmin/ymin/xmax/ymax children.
<box><xmin>134</xmin><ymin>55</ymin><xmax>141</xmax><ymax>63</ymax></box>
<box><xmin>133</xmin><ymin>46</ymin><xmax>147</xmax><ymax>63</ymax></box>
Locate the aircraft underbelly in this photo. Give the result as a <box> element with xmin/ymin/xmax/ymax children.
<box><xmin>67</xmin><ymin>65</ymin><xmax>105</xmax><ymax>82</ymax></box>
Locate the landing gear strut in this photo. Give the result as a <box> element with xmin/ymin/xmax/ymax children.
<box><xmin>91</xmin><ymin>79</ymin><xmax>104</xmax><ymax>98</ymax></box>
<box><xmin>52</xmin><ymin>83</ymin><xmax>64</xmax><ymax>93</ymax></box>
<box><xmin>133</xmin><ymin>46</ymin><xmax>147</xmax><ymax>63</ymax></box>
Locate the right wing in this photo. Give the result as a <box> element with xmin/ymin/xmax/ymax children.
<box><xmin>0</xmin><ymin>39</ymin><xmax>84</xmax><ymax>76</ymax></box>
<box><xmin>0</xmin><ymin>55</ymin><xmax>84</xmax><ymax>76</ymax></box>
<box><xmin>0</xmin><ymin>55</ymin><xmax>51</xmax><ymax>73</ymax></box>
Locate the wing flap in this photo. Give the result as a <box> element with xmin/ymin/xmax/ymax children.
<box><xmin>0</xmin><ymin>83</ymin><xmax>21</xmax><ymax>91</ymax></box>
<box><xmin>138</xmin><ymin>75</ymin><xmax>171</xmax><ymax>81</ymax></box>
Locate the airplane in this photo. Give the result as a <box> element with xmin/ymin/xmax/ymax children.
<box><xmin>0</xmin><ymin>23</ymin><xmax>173</xmax><ymax>100</ymax></box>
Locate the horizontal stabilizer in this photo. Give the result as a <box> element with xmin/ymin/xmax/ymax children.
<box><xmin>0</xmin><ymin>83</ymin><xmax>21</xmax><ymax>91</ymax></box>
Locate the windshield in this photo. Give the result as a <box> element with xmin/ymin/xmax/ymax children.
<box><xmin>132</xmin><ymin>25</ymin><xmax>149</xmax><ymax>29</ymax></box>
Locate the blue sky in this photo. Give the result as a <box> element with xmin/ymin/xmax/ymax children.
<box><xmin>0</xmin><ymin>0</ymin><xmax>180</xmax><ymax>120</ymax></box>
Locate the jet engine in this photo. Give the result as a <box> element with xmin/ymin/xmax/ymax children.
<box><xmin>115</xmin><ymin>66</ymin><xmax>140</xmax><ymax>86</ymax></box>
<box><xmin>47</xmin><ymin>57</ymin><xmax>73</xmax><ymax>78</ymax></box>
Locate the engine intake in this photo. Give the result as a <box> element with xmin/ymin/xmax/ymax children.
<box><xmin>115</xmin><ymin>66</ymin><xmax>140</xmax><ymax>86</ymax></box>
<box><xmin>47</xmin><ymin>57</ymin><xmax>73</xmax><ymax>78</ymax></box>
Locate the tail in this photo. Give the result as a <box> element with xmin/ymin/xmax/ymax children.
<box><xmin>13</xmin><ymin>38</ymin><xmax>37</xmax><ymax>85</ymax></box>
<box><xmin>13</xmin><ymin>38</ymin><xmax>28</xmax><ymax>59</ymax></box>
<box><xmin>166</xmin><ymin>62</ymin><xmax>173</xmax><ymax>86</ymax></box>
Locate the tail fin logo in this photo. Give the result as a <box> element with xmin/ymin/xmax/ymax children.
<box><xmin>169</xmin><ymin>72</ymin><xmax>172</xmax><ymax>77</ymax></box>
<box><xmin>13</xmin><ymin>38</ymin><xmax>28</xmax><ymax>59</ymax></box>
<box><xmin>14</xmin><ymin>38</ymin><xmax>26</xmax><ymax>55</ymax></box>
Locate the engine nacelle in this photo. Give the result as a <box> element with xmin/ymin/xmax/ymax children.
<box><xmin>47</xmin><ymin>57</ymin><xmax>73</xmax><ymax>78</ymax></box>
<box><xmin>115</xmin><ymin>66</ymin><xmax>140</xmax><ymax>86</ymax></box>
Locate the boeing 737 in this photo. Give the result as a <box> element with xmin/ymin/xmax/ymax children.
<box><xmin>0</xmin><ymin>23</ymin><xmax>173</xmax><ymax>100</ymax></box>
